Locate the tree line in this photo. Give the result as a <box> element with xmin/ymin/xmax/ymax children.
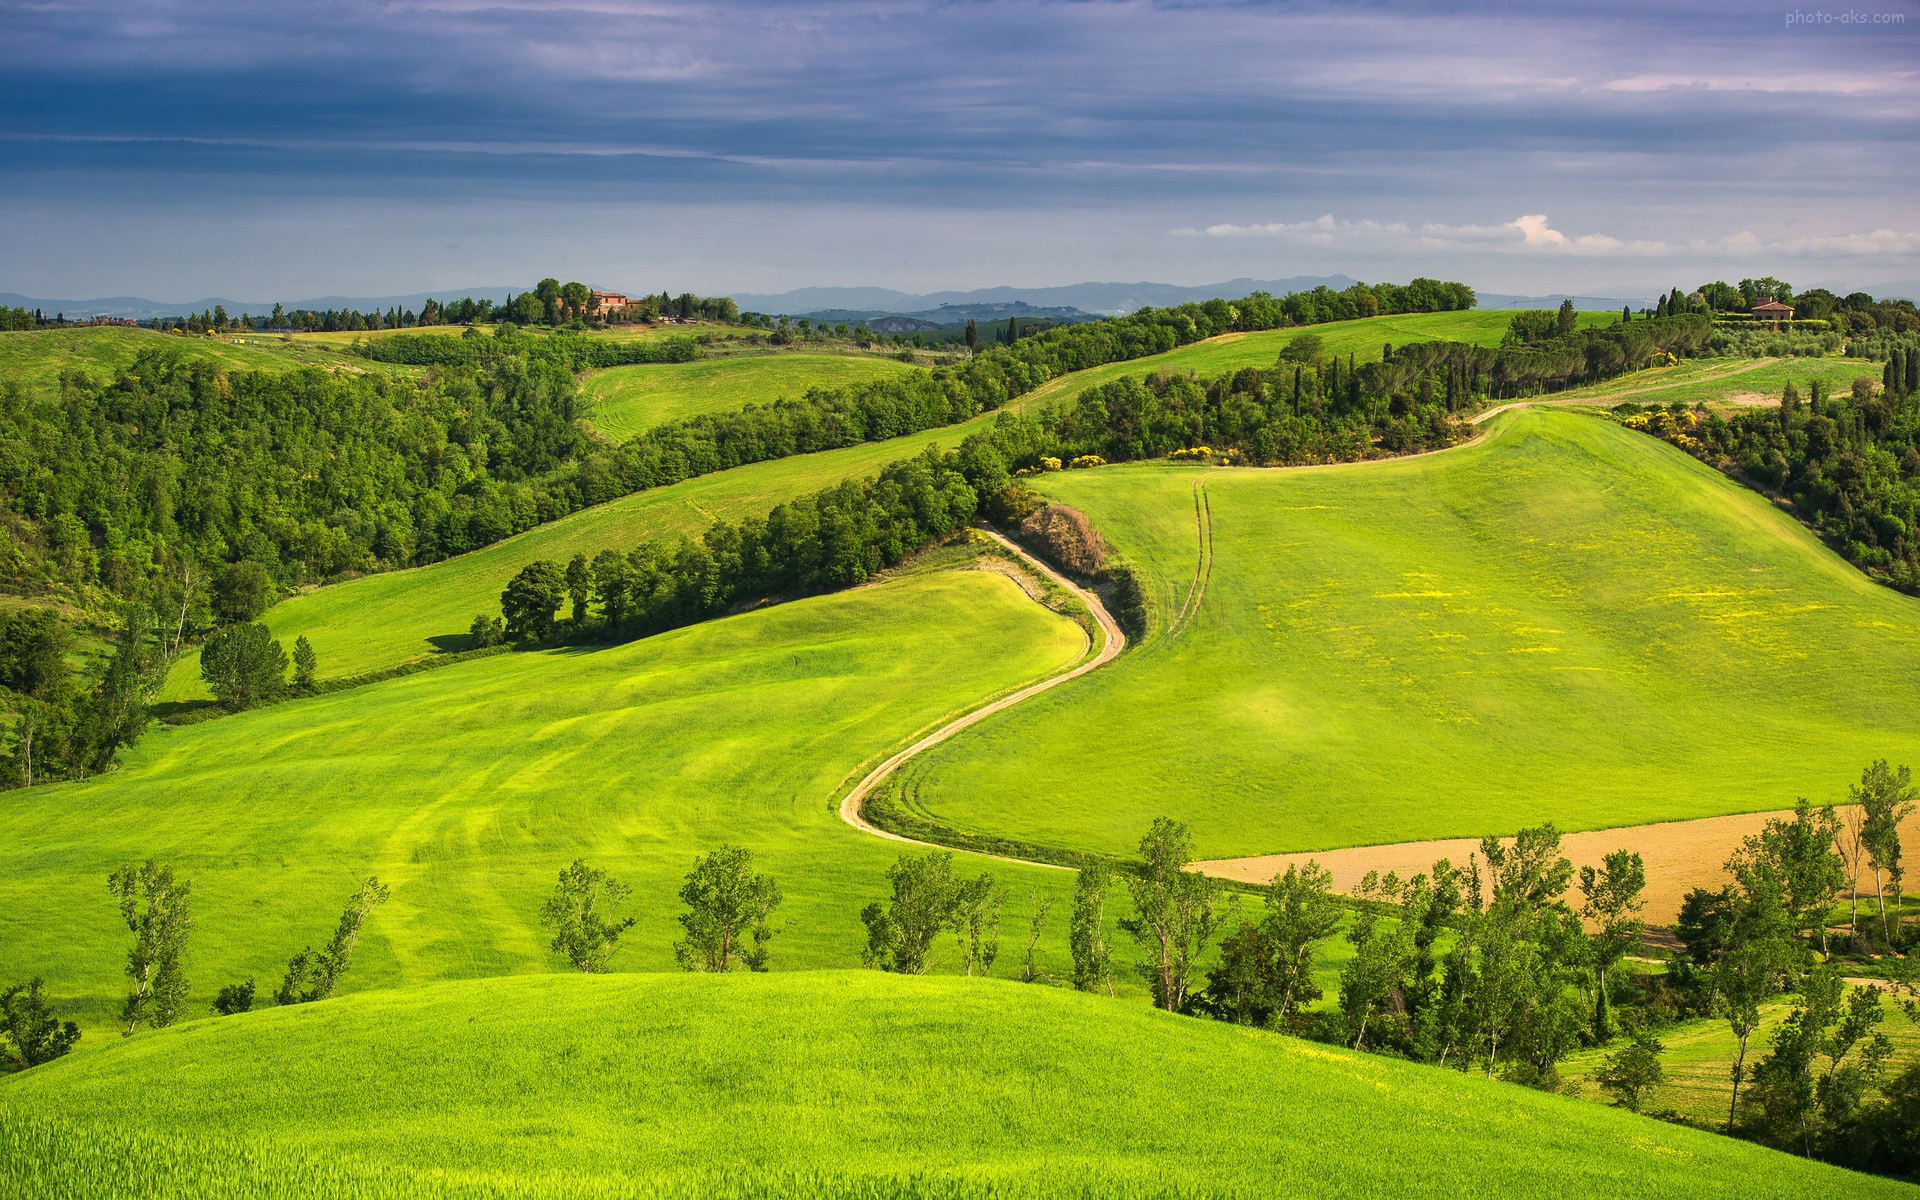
<box><xmin>349</xmin><ymin>324</ymin><xmax>700</xmax><ymax>369</ymax></box>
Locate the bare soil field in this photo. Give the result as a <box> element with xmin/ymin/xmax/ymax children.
<box><xmin>1196</xmin><ymin>806</ymin><xmax>1920</xmax><ymax>924</ymax></box>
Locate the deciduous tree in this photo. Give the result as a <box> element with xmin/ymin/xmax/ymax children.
<box><xmin>1120</xmin><ymin>818</ymin><xmax>1222</xmax><ymax>1012</ymax></box>
<box><xmin>674</xmin><ymin>846</ymin><xmax>781</xmax><ymax>972</ymax></box>
<box><xmin>278</xmin><ymin>877</ymin><xmax>390</xmax><ymax>1004</ymax></box>
<box><xmin>0</xmin><ymin>979</ymin><xmax>80</xmax><ymax>1071</ymax></box>
<box><xmin>1069</xmin><ymin>862</ymin><xmax>1115</xmax><ymax>995</ymax></box>
<box><xmin>108</xmin><ymin>860</ymin><xmax>192</xmax><ymax>1035</ymax></box>
<box><xmin>541</xmin><ymin>859</ymin><xmax>636</xmax><ymax>973</ymax></box>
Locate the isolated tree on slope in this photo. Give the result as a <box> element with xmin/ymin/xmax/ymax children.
<box><xmin>675</xmin><ymin>846</ymin><xmax>781</xmax><ymax>972</ymax></box>
<box><xmin>109</xmin><ymin>860</ymin><xmax>193</xmax><ymax>1035</ymax></box>
<box><xmin>542</xmin><ymin>859</ymin><xmax>636</xmax><ymax>973</ymax></box>
<box><xmin>861</xmin><ymin>850</ymin><xmax>992</xmax><ymax>975</ymax></box>
<box><xmin>278</xmin><ymin>876</ymin><xmax>390</xmax><ymax>1004</ymax></box>
<box><xmin>0</xmin><ymin>979</ymin><xmax>80</xmax><ymax>1071</ymax></box>
<box><xmin>199</xmin><ymin>622</ymin><xmax>288</xmax><ymax>711</ymax></box>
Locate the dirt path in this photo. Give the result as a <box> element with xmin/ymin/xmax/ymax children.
<box><xmin>1195</xmin><ymin>806</ymin><xmax>1920</xmax><ymax>924</ymax></box>
<box><xmin>837</xmin><ymin>531</ymin><xmax>1127</xmax><ymax>857</ymax></box>
<box><xmin>1469</xmin><ymin>358</ymin><xmax>1782</xmax><ymax>425</ymax></box>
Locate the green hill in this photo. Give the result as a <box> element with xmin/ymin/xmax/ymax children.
<box><xmin>580</xmin><ymin>351</ymin><xmax>918</xmax><ymax>441</ymax></box>
<box><xmin>0</xmin><ymin>326</ymin><xmax>420</xmax><ymax>396</ymax></box>
<box><xmin>5</xmin><ymin>567</ymin><xmax>1087</xmax><ymax>1026</ymax></box>
<box><xmin>4</xmin><ymin>972</ymin><xmax>1903</xmax><ymax>1200</ymax></box>
<box><xmin>159</xmin><ymin>308</ymin><xmax>1586</xmax><ymax>697</ymax></box>
<box><xmin>898</xmin><ymin>408</ymin><xmax>1920</xmax><ymax>858</ymax></box>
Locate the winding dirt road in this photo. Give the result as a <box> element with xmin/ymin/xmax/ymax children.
<box><xmin>836</xmin><ymin>530</ymin><xmax>1127</xmax><ymax>851</ymax></box>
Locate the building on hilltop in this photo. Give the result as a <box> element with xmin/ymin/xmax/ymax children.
<box><xmin>1751</xmin><ymin>299</ymin><xmax>1794</xmax><ymax>326</ymax></box>
<box><xmin>588</xmin><ymin>290</ymin><xmax>630</xmax><ymax>318</ymax></box>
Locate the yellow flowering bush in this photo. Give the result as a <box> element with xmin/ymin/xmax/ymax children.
<box><xmin>1068</xmin><ymin>455</ymin><xmax>1106</xmax><ymax>469</ymax></box>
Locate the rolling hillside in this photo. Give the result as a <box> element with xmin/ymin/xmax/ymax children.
<box><xmin>5</xmin><ymin>568</ymin><xmax>1088</xmax><ymax>1028</ymax></box>
<box><xmin>899</xmin><ymin>408</ymin><xmax>1920</xmax><ymax>859</ymax></box>
<box><xmin>579</xmin><ymin>352</ymin><xmax>918</xmax><ymax>441</ymax></box>
<box><xmin>4</xmin><ymin>972</ymin><xmax>1904</xmax><ymax>1200</ymax></box>
<box><xmin>157</xmin><ymin>308</ymin><xmax>1597</xmax><ymax>696</ymax></box>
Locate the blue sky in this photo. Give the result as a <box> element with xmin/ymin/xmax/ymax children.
<box><xmin>2</xmin><ymin>0</ymin><xmax>1915</xmax><ymax>299</ymax></box>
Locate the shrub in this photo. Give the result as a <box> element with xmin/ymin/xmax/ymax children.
<box><xmin>1067</xmin><ymin>455</ymin><xmax>1106</xmax><ymax>469</ymax></box>
<box><xmin>468</xmin><ymin>613</ymin><xmax>505</xmax><ymax>648</ymax></box>
<box><xmin>1019</xmin><ymin>506</ymin><xmax>1110</xmax><ymax>577</ymax></box>
<box><xmin>212</xmin><ymin>980</ymin><xmax>255</xmax><ymax>1016</ymax></box>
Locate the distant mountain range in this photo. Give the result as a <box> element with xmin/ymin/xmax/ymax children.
<box><xmin>0</xmin><ymin>289</ymin><xmax>519</xmax><ymax>321</ymax></box>
<box><xmin>731</xmin><ymin>277</ymin><xmax>1363</xmax><ymax>317</ymax></box>
<box><xmin>5</xmin><ymin>277</ymin><xmax>1911</xmax><ymax>324</ymax></box>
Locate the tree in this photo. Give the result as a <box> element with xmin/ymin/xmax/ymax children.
<box><xmin>950</xmin><ymin>872</ymin><xmax>1001</xmax><ymax>977</ymax></box>
<box><xmin>70</xmin><ymin>616</ymin><xmax>153</xmax><ymax>774</ymax></box>
<box><xmin>592</xmin><ymin>550</ymin><xmax>633</xmax><ymax>629</ymax></box>
<box><xmin>277</xmin><ymin>877</ymin><xmax>390</xmax><ymax>1004</ymax></box>
<box><xmin>964</xmin><ymin>318</ymin><xmax>978</xmax><ymax>354</ymax></box>
<box><xmin>541</xmin><ymin>859</ymin><xmax>636</xmax><ymax>973</ymax></box>
<box><xmin>108</xmin><ymin>860</ymin><xmax>192</xmax><ymax>1035</ymax></box>
<box><xmin>291</xmin><ymin>635</ymin><xmax>318</xmax><ymax>694</ymax></box>
<box><xmin>1854</xmin><ymin>761</ymin><xmax>1915</xmax><ymax>948</ymax></box>
<box><xmin>674</xmin><ymin>846</ymin><xmax>781</xmax><ymax>972</ymax></box>
<box><xmin>1731</xmin><ymin>800</ymin><xmax>1845</xmax><ymax>953</ymax></box>
<box><xmin>1595</xmin><ymin>1034</ymin><xmax>1665</xmax><ymax>1112</ymax></box>
<box><xmin>199</xmin><ymin>622</ymin><xmax>288</xmax><ymax>710</ymax></box>
<box><xmin>211</xmin><ymin>560</ymin><xmax>274</xmax><ymax>625</ymax></box>
<box><xmin>1580</xmin><ymin>849</ymin><xmax>1646</xmax><ymax>1039</ymax></box>
<box><xmin>1717</xmin><ymin>933</ymin><xmax>1798</xmax><ymax>1132</ymax></box>
<box><xmin>561</xmin><ymin>281</ymin><xmax>591</xmax><ymax>322</ymax></box>
<box><xmin>861</xmin><ymin>850</ymin><xmax>972</xmax><ymax>975</ymax></box>
<box><xmin>1019</xmin><ymin>892</ymin><xmax>1053</xmax><ymax>983</ymax></box>
<box><xmin>534</xmin><ymin>278</ymin><xmax>563</xmax><ymax>325</ymax></box>
<box><xmin>1119</xmin><ymin>818</ymin><xmax>1223</xmax><ymax>1012</ymax></box>
<box><xmin>1555</xmin><ymin>298</ymin><xmax>1576</xmax><ymax>336</ymax></box>
<box><xmin>1069</xmin><ymin>863</ymin><xmax>1115</xmax><ymax>995</ymax></box>
<box><xmin>469</xmin><ymin>613</ymin><xmax>505</xmax><ymax>648</ymax></box>
<box><xmin>212</xmin><ymin>980</ymin><xmax>255</xmax><ymax>1016</ymax></box>
<box><xmin>0</xmin><ymin>979</ymin><xmax>80</xmax><ymax>1071</ymax></box>
<box><xmin>1264</xmin><ymin>861</ymin><xmax>1341</xmax><ymax>1020</ymax></box>
<box><xmin>501</xmin><ymin>560</ymin><xmax>567</xmax><ymax>642</ymax></box>
<box><xmin>565</xmin><ymin>553</ymin><xmax>592</xmax><ymax>624</ymax></box>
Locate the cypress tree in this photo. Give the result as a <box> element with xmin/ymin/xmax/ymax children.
<box><xmin>1906</xmin><ymin>348</ymin><xmax>1918</xmax><ymax>395</ymax></box>
<box><xmin>1655</xmin><ymin>295</ymin><xmax>1668</xmax><ymax>319</ymax></box>
<box><xmin>1006</xmin><ymin>316</ymin><xmax>1018</xmax><ymax>346</ymax></box>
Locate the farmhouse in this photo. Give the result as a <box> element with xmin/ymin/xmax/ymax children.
<box><xmin>588</xmin><ymin>290</ymin><xmax>630</xmax><ymax>317</ymax></box>
<box><xmin>1751</xmin><ymin>298</ymin><xmax>1793</xmax><ymax>324</ymax></box>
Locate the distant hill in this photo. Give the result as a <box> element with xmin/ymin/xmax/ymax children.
<box><xmin>797</xmin><ymin>301</ymin><xmax>1101</xmax><ymax>330</ymax></box>
<box><xmin>0</xmin><ymin>288</ymin><xmax>519</xmax><ymax>321</ymax></box>
<box><xmin>732</xmin><ymin>276</ymin><xmax>1364</xmax><ymax>317</ymax></box>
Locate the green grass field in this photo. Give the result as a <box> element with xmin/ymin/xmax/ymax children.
<box><xmin>898</xmin><ymin>408</ymin><xmax>1920</xmax><ymax>860</ymax></box>
<box><xmin>1551</xmin><ymin>354</ymin><xmax>1878</xmax><ymax>411</ymax></box>
<box><xmin>3</xmin><ymin>972</ymin><xmax>1903</xmax><ymax>1200</ymax></box>
<box><xmin>0</xmin><ymin>327</ymin><xmax>419</xmax><ymax>395</ymax></box>
<box><xmin>1008</xmin><ymin>308</ymin><xmax>1614</xmax><ymax>413</ymax></box>
<box><xmin>1561</xmin><ymin>993</ymin><xmax>1920</xmax><ymax>1129</ymax></box>
<box><xmin>7</xmin><ymin>568</ymin><xmax>1088</xmax><ymax>1030</ymax></box>
<box><xmin>160</xmin><ymin>415</ymin><xmax>1004</xmax><ymax>698</ymax></box>
<box><xmin>579</xmin><ymin>351</ymin><xmax>917</xmax><ymax>441</ymax></box>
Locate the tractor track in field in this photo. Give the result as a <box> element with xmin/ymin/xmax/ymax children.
<box><xmin>836</xmin><ymin>529</ymin><xmax>1126</xmax><ymax>861</ymax></box>
<box><xmin>1165</xmin><ymin>480</ymin><xmax>1214</xmax><ymax>639</ymax></box>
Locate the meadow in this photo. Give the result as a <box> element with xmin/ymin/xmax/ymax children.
<box><xmin>579</xmin><ymin>351</ymin><xmax>916</xmax><ymax>441</ymax></box>
<box><xmin>0</xmin><ymin>326</ymin><xmax>418</xmax><ymax>395</ymax></box>
<box><xmin>899</xmin><ymin>408</ymin><xmax>1920</xmax><ymax>860</ymax></box>
<box><xmin>6</xmin><ymin>568</ymin><xmax>1088</xmax><ymax>1029</ymax></box>
<box><xmin>1549</xmin><ymin>354</ymin><xmax>1878</xmax><ymax>411</ymax></box>
<box><xmin>157</xmin><ymin>308</ymin><xmax>1604</xmax><ymax>697</ymax></box>
<box><xmin>3</xmin><ymin>972</ymin><xmax>1905</xmax><ymax>1200</ymax></box>
<box><xmin>1560</xmin><ymin>992</ymin><xmax>1920</xmax><ymax>1129</ymax></box>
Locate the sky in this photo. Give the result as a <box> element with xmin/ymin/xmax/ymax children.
<box><xmin>1</xmin><ymin>0</ymin><xmax>1916</xmax><ymax>301</ymax></box>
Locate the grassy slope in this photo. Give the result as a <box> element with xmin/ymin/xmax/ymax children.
<box><xmin>1555</xmin><ymin>354</ymin><xmax>1877</xmax><ymax>410</ymax></box>
<box><xmin>1007</xmin><ymin>308</ymin><xmax>1614</xmax><ymax>414</ymax></box>
<box><xmin>4</xmin><ymin>972</ymin><xmax>1903</xmax><ymax>1199</ymax></box>
<box><xmin>0</xmin><ymin>327</ymin><xmax>418</xmax><ymax>395</ymax></box>
<box><xmin>902</xmin><ymin>409</ymin><xmax>1920</xmax><ymax>859</ymax></box>
<box><xmin>1560</xmin><ymin>995</ymin><xmax>1920</xmax><ymax>1128</ymax></box>
<box><xmin>160</xmin><ymin>419</ymin><xmax>999</xmax><ymax>697</ymax></box>
<box><xmin>155</xmin><ymin>308</ymin><xmax>1576</xmax><ymax>695</ymax></box>
<box><xmin>4</xmin><ymin>569</ymin><xmax>1087</xmax><ymax>1029</ymax></box>
<box><xmin>579</xmin><ymin>352</ymin><xmax>916</xmax><ymax>441</ymax></box>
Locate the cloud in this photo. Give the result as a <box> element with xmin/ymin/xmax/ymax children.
<box><xmin>1174</xmin><ymin>214</ymin><xmax>1664</xmax><ymax>257</ymax></box>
